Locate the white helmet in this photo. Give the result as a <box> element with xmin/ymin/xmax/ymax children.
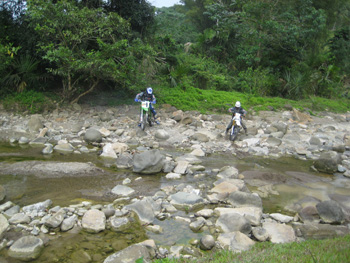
<box><xmin>146</xmin><ymin>87</ymin><xmax>153</xmax><ymax>95</ymax></box>
<box><xmin>235</xmin><ymin>101</ymin><xmax>241</xmax><ymax>107</ymax></box>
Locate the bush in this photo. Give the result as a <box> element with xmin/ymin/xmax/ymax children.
<box><xmin>2</xmin><ymin>90</ymin><xmax>55</xmax><ymax>113</ymax></box>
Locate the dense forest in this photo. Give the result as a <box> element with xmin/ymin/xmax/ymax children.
<box><xmin>1</xmin><ymin>0</ymin><xmax>350</xmax><ymax>110</ymax></box>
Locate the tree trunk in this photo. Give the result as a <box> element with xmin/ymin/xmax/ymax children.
<box><xmin>70</xmin><ymin>80</ymin><xmax>99</xmax><ymax>105</ymax></box>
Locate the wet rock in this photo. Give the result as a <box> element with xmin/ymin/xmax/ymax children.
<box><xmin>214</xmin><ymin>207</ymin><xmax>262</xmax><ymax>226</ymax></box>
<box><xmin>82</xmin><ymin>209</ymin><xmax>106</xmax><ymax>233</ymax></box>
<box><xmin>189</xmin><ymin>217</ymin><xmax>206</xmax><ymax>232</ymax></box>
<box><xmin>125</xmin><ymin>197</ymin><xmax>160</xmax><ymax>224</ymax></box>
<box><xmin>42</xmin><ymin>143</ymin><xmax>53</xmax><ymax>154</ymax></box>
<box><xmin>227</xmin><ymin>191</ymin><xmax>262</xmax><ymax>208</ymax></box>
<box><xmin>8</xmin><ymin>213</ymin><xmax>31</xmax><ymax>225</ymax></box>
<box><xmin>61</xmin><ymin>215</ymin><xmax>78</xmax><ymax>232</ymax></box>
<box><xmin>292</xmin><ymin>222</ymin><xmax>350</xmax><ymax>239</ymax></box>
<box><xmin>103</xmin><ymin>242</ymin><xmax>157</xmax><ymax>263</ymax></box>
<box><xmin>132</xmin><ymin>150</ymin><xmax>165</xmax><ymax>174</ymax></box>
<box><xmin>18</xmin><ymin>136</ymin><xmax>30</xmax><ymax>144</ymax></box>
<box><xmin>110</xmin><ymin>216</ymin><xmax>130</xmax><ymax>231</ymax></box>
<box><xmin>84</xmin><ymin>128</ymin><xmax>102</xmax><ymax>143</ymax></box>
<box><xmin>0</xmin><ymin>185</ymin><xmax>5</xmax><ymax>202</ymax></box>
<box><xmin>199</xmin><ymin>235</ymin><xmax>215</xmax><ymax>250</ymax></box>
<box><xmin>298</xmin><ymin>206</ymin><xmax>320</xmax><ymax>222</ymax></box>
<box><xmin>54</xmin><ymin>143</ymin><xmax>74</xmax><ymax>153</ymax></box>
<box><xmin>111</xmin><ymin>185</ymin><xmax>135</xmax><ymax>197</ymax></box>
<box><xmin>0</xmin><ymin>214</ymin><xmax>9</xmax><ymax>238</ymax></box>
<box><xmin>116</xmin><ymin>153</ymin><xmax>133</xmax><ymax>169</ymax></box>
<box><xmin>314</xmin><ymin>151</ymin><xmax>342</xmax><ymax>174</ymax></box>
<box><xmin>316</xmin><ymin>200</ymin><xmax>345</xmax><ymax>224</ymax></box>
<box><xmin>8</xmin><ymin>236</ymin><xmax>44</xmax><ymax>261</ymax></box>
<box><xmin>173</xmin><ymin>160</ymin><xmax>189</xmax><ymax>174</ymax></box>
<box><xmin>23</xmin><ymin>199</ymin><xmax>52</xmax><ymax>213</ymax></box>
<box><xmin>45</xmin><ymin>208</ymin><xmax>66</xmax><ymax>228</ymax></box>
<box><xmin>169</xmin><ymin>192</ymin><xmax>205</xmax><ymax>210</ymax></box>
<box><xmin>216</xmin><ymin>166</ymin><xmax>239</xmax><ymax>179</ymax></box>
<box><xmin>3</xmin><ymin>205</ymin><xmax>20</xmax><ymax>218</ymax></box>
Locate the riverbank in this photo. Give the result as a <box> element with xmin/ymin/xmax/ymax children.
<box><xmin>0</xmin><ymin>103</ymin><xmax>350</xmax><ymax>262</ymax></box>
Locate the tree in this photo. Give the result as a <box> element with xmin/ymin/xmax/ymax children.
<box><xmin>27</xmin><ymin>0</ymin><xmax>131</xmax><ymax>103</ymax></box>
<box><xmin>103</xmin><ymin>0</ymin><xmax>155</xmax><ymax>37</ymax></box>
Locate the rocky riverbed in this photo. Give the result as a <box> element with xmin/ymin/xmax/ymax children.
<box><xmin>0</xmin><ymin>103</ymin><xmax>350</xmax><ymax>262</ymax></box>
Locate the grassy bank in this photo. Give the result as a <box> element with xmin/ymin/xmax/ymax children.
<box><xmin>1</xmin><ymin>87</ymin><xmax>350</xmax><ymax>114</ymax></box>
<box><xmin>153</xmin><ymin>234</ymin><xmax>350</xmax><ymax>263</ymax></box>
<box><xmin>157</xmin><ymin>86</ymin><xmax>350</xmax><ymax>114</ymax></box>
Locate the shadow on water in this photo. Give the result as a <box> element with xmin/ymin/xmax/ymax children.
<box><xmin>0</xmin><ymin>143</ymin><xmax>349</xmax><ymax>262</ymax></box>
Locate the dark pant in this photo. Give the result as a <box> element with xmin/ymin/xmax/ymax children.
<box><xmin>150</xmin><ymin>104</ymin><xmax>157</xmax><ymax>118</ymax></box>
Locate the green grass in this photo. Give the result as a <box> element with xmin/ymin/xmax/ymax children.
<box><xmin>153</xmin><ymin>234</ymin><xmax>350</xmax><ymax>263</ymax></box>
<box><xmin>156</xmin><ymin>86</ymin><xmax>350</xmax><ymax>114</ymax></box>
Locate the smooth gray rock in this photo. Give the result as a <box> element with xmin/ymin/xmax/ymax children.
<box><xmin>82</xmin><ymin>209</ymin><xmax>106</xmax><ymax>233</ymax></box>
<box><xmin>84</xmin><ymin>128</ymin><xmax>102</xmax><ymax>143</ymax></box>
<box><xmin>316</xmin><ymin>200</ymin><xmax>345</xmax><ymax>224</ymax></box>
<box><xmin>228</xmin><ymin>191</ymin><xmax>262</xmax><ymax>208</ymax></box>
<box><xmin>132</xmin><ymin>150</ymin><xmax>165</xmax><ymax>174</ymax></box>
<box><xmin>8</xmin><ymin>236</ymin><xmax>44</xmax><ymax>261</ymax></box>
<box><xmin>199</xmin><ymin>235</ymin><xmax>215</xmax><ymax>250</ymax></box>
<box><xmin>103</xmin><ymin>243</ymin><xmax>156</xmax><ymax>263</ymax></box>
<box><xmin>216</xmin><ymin>213</ymin><xmax>252</xmax><ymax>235</ymax></box>
<box><xmin>0</xmin><ymin>214</ymin><xmax>9</xmax><ymax>238</ymax></box>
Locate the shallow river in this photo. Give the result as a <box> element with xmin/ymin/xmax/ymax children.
<box><xmin>0</xmin><ymin>143</ymin><xmax>349</xmax><ymax>262</ymax></box>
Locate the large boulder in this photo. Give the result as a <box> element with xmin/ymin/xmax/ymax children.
<box><xmin>217</xmin><ymin>232</ymin><xmax>255</xmax><ymax>252</ymax></box>
<box><xmin>132</xmin><ymin>150</ymin><xmax>165</xmax><ymax>174</ymax></box>
<box><xmin>82</xmin><ymin>209</ymin><xmax>106</xmax><ymax>233</ymax></box>
<box><xmin>84</xmin><ymin>128</ymin><xmax>102</xmax><ymax>143</ymax></box>
<box><xmin>262</xmin><ymin>221</ymin><xmax>296</xmax><ymax>243</ymax></box>
<box><xmin>216</xmin><ymin>213</ymin><xmax>252</xmax><ymax>234</ymax></box>
<box><xmin>125</xmin><ymin>197</ymin><xmax>161</xmax><ymax>224</ymax></box>
<box><xmin>227</xmin><ymin>191</ymin><xmax>262</xmax><ymax>208</ymax></box>
<box><xmin>27</xmin><ymin>114</ymin><xmax>44</xmax><ymax>133</ymax></box>
<box><xmin>316</xmin><ymin>200</ymin><xmax>345</xmax><ymax>224</ymax></box>
<box><xmin>314</xmin><ymin>151</ymin><xmax>342</xmax><ymax>174</ymax></box>
<box><xmin>8</xmin><ymin>236</ymin><xmax>44</xmax><ymax>261</ymax></box>
<box><xmin>103</xmin><ymin>242</ymin><xmax>157</xmax><ymax>263</ymax></box>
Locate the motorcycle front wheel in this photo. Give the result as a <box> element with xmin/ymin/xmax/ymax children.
<box><xmin>230</xmin><ymin>126</ymin><xmax>240</xmax><ymax>141</ymax></box>
<box><xmin>141</xmin><ymin>112</ymin><xmax>147</xmax><ymax>131</ymax></box>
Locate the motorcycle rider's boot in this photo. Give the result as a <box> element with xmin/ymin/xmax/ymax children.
<box><xmin>154</xmin><ymin>115</ymin><xmax>160</xmax><ymax>125</ymax></box>
<box><xmin>244</xmin><ymin>128</ymin><xmax>247</xmax><ymax>135</ymax></box>
<box><xmin>225</xmin><ymin>128</ymin><xmax>229</xmax><ymax>135</ymax></box>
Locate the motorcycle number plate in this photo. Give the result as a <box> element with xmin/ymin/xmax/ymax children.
<box><xmin>142</xmin><ymin>101</ymin><xmax>149</xmax><ymax>108</ymax></box>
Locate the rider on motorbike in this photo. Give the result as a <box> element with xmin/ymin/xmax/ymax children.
<box><xmin>134</xmin><ymin>87</ymin><xmax>160</xmax><ymax>125</ymax></box>
<box><xmin>225</xmin><ymin>101</ymin><xmax>247</xmax><ymax>135</ymax></box>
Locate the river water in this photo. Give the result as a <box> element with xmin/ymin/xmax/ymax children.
<box><xmin>0</xmin><ymin>143</ymin><xmax>349</xmax><ymax>262</ymax></box>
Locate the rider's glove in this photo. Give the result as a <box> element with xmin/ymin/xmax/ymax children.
<box><xmin>134</xmin><ymin>98</ymin><xmax>138</xmax><ymax>102</ymax></box>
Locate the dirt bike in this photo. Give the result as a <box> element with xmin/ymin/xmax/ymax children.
<box><xmin>229</xmin><ymin>112</ymin><xmax>242</xmax><ymax>141</ymax></box>
<box><xmin>139</xmin><ymin>100</ymin><xmax>153</xmax><ymax>131</ymax></box>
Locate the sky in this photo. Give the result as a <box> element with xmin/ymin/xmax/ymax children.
<box><xmin>151</xmin><ymin>0</ymin><xmax>182</xmax><ymax>8</ymax></box>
